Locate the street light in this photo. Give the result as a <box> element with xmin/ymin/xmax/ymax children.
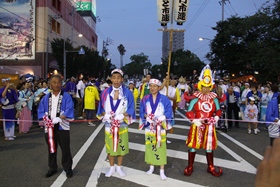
<box><xmin>199</xmin><ymin>37</ymin><xmax>212</xmax><ymax>41</ymax></box>
<box><xmin>63</xmin><ymin>34</ymin><xmax>83</xmax><ymax>80</ymax></box>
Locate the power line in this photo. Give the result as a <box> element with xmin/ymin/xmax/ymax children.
<box><xmin>184</xmin><ymin>0</ymin><xmax>210</xmax><ymax>31</ymax></box>
<box><xmin>227</xmin><ymin>1</ymin><xmax>237</xmax><ymax>15</ymax></box>
<box><xmin>224</xmin><ymin>9</ymin><xmax>231</xmax><ymax>19</ymax></box>
<box><xmin>225</xmin><ymin>3</ymin><xmax>234</xmax><ymax>16</ymax></box>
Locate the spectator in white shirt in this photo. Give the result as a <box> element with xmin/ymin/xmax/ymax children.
<box><xmin>219</xmin><ymin>80</ymin><xmax>227</xmax><ymax>93</ymax></box>
<box><xmin>76</xmin><ymin>78</ymin><xmax>86</xmax><ymax>119</ymax></box>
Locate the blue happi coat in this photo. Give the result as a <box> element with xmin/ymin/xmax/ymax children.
<box><xmin>37</xmin><ymin>91</ymin><xmax>74</xmax><ymax>131</ymax></box>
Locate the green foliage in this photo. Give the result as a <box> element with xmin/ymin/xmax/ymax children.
<box><xmin>208</xmin><ymin>0</ymin><xmax>280</xmax><ymax>83</ymax></box>
<box><xmin>50</xmin><ymin>38</ymin><xmax>115</xmax><ymax>79</ymax></box>
<box><xmin>155</xmin><ymin>49</ymin><xmax>205</xmax><ymax>80</ymax></box>
<box><xmin>121</xmin><ymin>52</ymin><xmax>152</xmax><ymax>77</ymax></box>
<box><xmin>121</xmin><ymin>50</ymin><xmax>204</xmax><ymax>80</ymax></box>
<box><xmin>170</xmin><ymin>49</ymin><xmax>204</xmax><ymax>78</ymax></box>
<box><xmin>117</xmin><ymin>44</ymin><xmax>126</xmax><ymax>56</ymax></box>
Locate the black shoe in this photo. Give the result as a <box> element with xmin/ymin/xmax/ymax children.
<box><xmin>65</xmin><ymin>169</ymin><xmax>73</xmax><ymax>178</ymax></box>
<box><xmin>45</xmin><ymin>170</ymin><xmax>57</xmax><ymax>178</ymax></box>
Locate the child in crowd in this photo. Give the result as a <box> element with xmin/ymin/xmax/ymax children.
<box><xmin>244</xmin><ymin>97</ymin><xmax>259</xmax><ymax>134</ymax></box>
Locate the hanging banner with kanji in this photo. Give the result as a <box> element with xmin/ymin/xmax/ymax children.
<box><xmin>174</xmin><ymin>0</ymin><xmax>190</xmax><ymax>25</ymax></box>
<box><xmin>157</xmin><ymin>0</ymin><xmax>171</xmax><ymax>25</ymax></box>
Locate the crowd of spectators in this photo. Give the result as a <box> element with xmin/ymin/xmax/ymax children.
<box><xmin>1</xmin><ymin>72</ymin><xmax>278</xmax><ymax>140</ymax></box>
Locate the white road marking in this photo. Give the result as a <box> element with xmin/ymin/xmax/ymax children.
<box><xmin>174</xmin><ymin>124</ymin><xmax>190</xmax><ymax>129</ymax></box>
<box><xmin>128</xmin><ymin>128</ymin><xmax>257</xmax><ymax>174</ymax></box>
<box><xmin>51</xmin><ymin>123</ymin><xmax>104</xmax><ymax>187</ymax></box>
<box><xmin>87</xmin><ymin>146</ymin><xmax>206</xmax><ymax>187</ymax></box>
<box><xmin>175</xmin><ymin>110</ymin><xmax>263</xmax><ymax>160</ymax></box>
<box><xmin>130</xmin><ymin>142</ymin><xmax>256</xmax><ymax>174</ymax></box>
<box><xmin>51</xmin><ymin>107</ymin><xmax>259</xmax><ymax>186</ymax></box>
<box><xmin>218</xmin><ymin>131</ymin><xmax>263</xmax><ymax>160</ymax></box>
<box><xmin>175</xmin><ymin>110</ymin><xmax>189</xmax><ymax>120</ymax></box>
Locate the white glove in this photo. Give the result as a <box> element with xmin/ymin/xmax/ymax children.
<box><xmin>103</xmin><ymin>113</ymin><xmax>112</xmax><ymax>122</ymax></box>
<box><xmin>146</xmin><ymin>116</ymin><xmax>154</xmax><ymax>123</ymax></box>
<box><xmin>157</xmin><ymin>115</ymin><xmax>166</xmax><ymax>122</ymax></box>
<box><xmin>115</xmin><ymin>114</ymin><xmax>124</xmax><ymax>121</ymax></box>
<box><xmin>52</xmin><ymin>117</ymin><xmax>62</xmax><ymax>124</ymax></box>
<box><xmin>214</xmin><ymin>116</ymin><xmax>219</xmax><ymax>122</ymax></box>
<box><xmin>193</xmin><ymin>119</ymin><xmax>202</xmax><ymax>127</ymax></box>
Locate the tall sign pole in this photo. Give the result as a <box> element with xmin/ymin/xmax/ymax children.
<box><xmin>157</xmin><ymin>0</ymin><xmax>189</xmax><ymax>84</ymax></box>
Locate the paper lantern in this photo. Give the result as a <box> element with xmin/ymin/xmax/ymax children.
<box><xmin>174</xmin><ymin>0</ymin><xmax>189</xmax><ymax>25</ymax></box>
<box><xmin>157</xmin><ymin>0</ymin><xmax>171</xmax><ymax>26</ymax></box>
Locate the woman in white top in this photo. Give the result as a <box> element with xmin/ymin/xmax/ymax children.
<box><xmin>260</xmin><ymin>85</ymin><xmax>273</xmax><ymax>121</ymax></box>
<box><xmin>240</xmin><ymin>83</ymin><xmax>251</xmax><ymax>119</ymax></box>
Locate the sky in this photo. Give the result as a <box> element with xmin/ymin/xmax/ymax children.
<box><xmin>96</xmin><ymin>0</ymin><xmax>268</xmax><ymax>68</ymax></box>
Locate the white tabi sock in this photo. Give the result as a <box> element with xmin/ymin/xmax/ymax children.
<box><xmin>105</xmin><ymin>166</ymin><xmax>115</xmax><ymax>177</ymax></box>
<box><xmin>116</xmin><ymin>165</ymin><xmax>126</xmax><ymax>177</ymax></box>
<box><xmin>146</xmin><ymin>165</ymin><xmax>154</xmax><ymax>175</ymax></box>
<box><xmin>160</xmin><ymin>169</ymin><xmax>167</xmax><ymax>180</ymax></box>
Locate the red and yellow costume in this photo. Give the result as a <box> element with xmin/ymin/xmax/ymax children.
<box><xmin>186</xmin><ymin>91</ymin><xmax>221</xmax><ymax>150</ymax></box>
<box><xmin>184</xmin><ymin>65</ymin><xmax>223</xmax><ymax>177</ymax></box>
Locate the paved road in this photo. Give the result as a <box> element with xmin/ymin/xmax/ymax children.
<box><xmin>0</xmin><ymin>106</ymin><xmax>269</xmax><ymax>187</ymax></box>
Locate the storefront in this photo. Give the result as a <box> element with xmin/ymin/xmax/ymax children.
<box><xmin>0</xmin><ymin>66</ymin><xmax>42</xmax><ymax>78</ymax></box>
<box><xmin>230</xmin><ymin>75</ymin><xmax>257</xmax><ymax>83</ymax></box>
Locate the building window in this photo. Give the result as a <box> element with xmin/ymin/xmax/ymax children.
<box><xmin>51</xmin><ymin>18</ymin><xmax>56</xmax><ymax>31</ymax></box>
<box><xmin>92</xmin><ymin>36</ymin><xmax>95</xmax><ymax>44</ymax></box>
<box><xmin>57</xmin><ymin>0</ymin><xmax>61</xmax><ymax>12</ymax></box>
<box><xmin>52</xmin><ymin>0</ymin><xmax>56</xmax><ymax>7</ymax></box>
<box><xmin>57</xmin><ymin>22</ymin><xmax>60</xmax><ymax>34</ymax></box>
<box><xmin>51</xmin><ymin>18</ymin><xmax>60</xmax><ymax>34</ymax></box>
<box><xmin>52</xmin><ymin>0</ymin><xmax>61</xmax><ymax>12</ymax></box>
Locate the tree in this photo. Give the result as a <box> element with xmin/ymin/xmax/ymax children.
<box><xmin>51</xmin><ymin>38</ymin><xmax>109</xmax><ymax>79</ymax></box>
<box><xmin>207</xmin><ymin>1</ymin><xmax>280</xmax><ymax>83</ymax></box>
<box><xmin>121</xmin><ymin>52</ymin><xmax>151</xmax><ymax>78</ymax></box>
<box><xmin>117</xmin><ymin>44</ymin><xmax>126</xmax><ymax>68</ymax></box>
<box><xmin>121</xmin><ymin>50</ymin><xmax>204</xmax><ymax>80</ymax></box>
<box><xmin>51</xmin><ymin>38</ymin><xmax>70</xmax><ymax>75</ymax></box>
<box><xmin>157</xmin><ymin>49</ymin><xmax>205</xmax><ymax>80</ymax></box>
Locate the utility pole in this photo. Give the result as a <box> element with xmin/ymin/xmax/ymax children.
<box><xmin>45</xmin><ymin>37</ymin><xmax>49</xmax><ymax>78</ymax></box>
<box><xmin>102</xmin><ymin>40</ymin><xmax>108</xmax><ymax>58</ymax></box>
<box><xmin>102</xmin><ymin>38</ymin><xmax>113</xmax><ymax>58</ymax></box>
<box><xmin>220</xmin><ymin>0</ymin><xmax>229</xmax><ymax>21</ymax></box>
<box><xmin>45</xmin><ymin>10</ymin><xmax>50</xmax><ymax>79</ymax></box>
<box><xmin>157</xmin><ymin>0</ymin><xmax>186</xmax><ymax>80</ymax></box>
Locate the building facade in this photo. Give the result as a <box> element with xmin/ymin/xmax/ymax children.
<box><xmin>162</xmin><ymin>30</ymin><xmax>184</xmax><ymax>60</ymax></box>
<box><xmin>0</xmin><ymin>0</ymin><xmax>97</xmax><ymax>78</ymax></box>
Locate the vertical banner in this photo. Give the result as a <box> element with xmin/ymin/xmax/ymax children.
<box><xmin>157</xmin><ymin>0</ymin><xmax>171</xmax><ymax>25</ymax></box>
<box><xmin>174</xmin><ymin>0</ymin><xmax>189</xmax><ymax>25</ymax></box>
<box><xmin>0</xmin><ymin>0</ymin><xmax>35</xmax><ymax>59</ymax></box>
